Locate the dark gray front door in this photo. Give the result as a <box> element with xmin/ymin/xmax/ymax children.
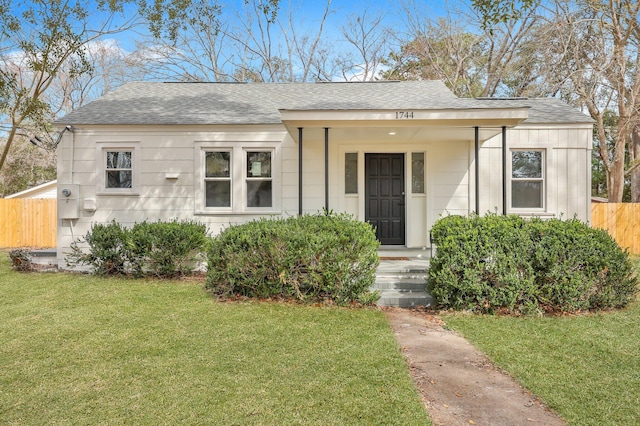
<box><xmin>365</xmin><ymin>153</ymin><xmax>405</xmax><ymax>245</ymax></box>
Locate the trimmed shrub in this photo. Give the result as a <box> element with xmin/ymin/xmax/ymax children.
<box><xmin>428</xmin><ymin>214</ymin><xmax>538</xmax><ymax>314</ymax></box>
<box><xmin>528</xmin><ymin>218</ymin><xmax>638</xmax><ymax>311</ymax></box>
<box><xmin>66</xmin><ymin>219</ymin><xmax>208</xmax><ymax>278</ymax></box>
<box><xmin>206</xmin><ymin>212</ymin><xmax>380</xmax><ymax>305</ymax></box>
<box><xmin>9</xmin><ymin>249</ymin><xmax>34</xmax><ymax>272</ymax></box>
<box><xmin>131</xmin><ymin>220</ymin><xmax>209</xmax><ymax>278</ymax></box>
<box><xmin>428</xmin><ymin>214</ymin><xmax>638</xmax><ymax>314</ymax></box>
<box><xmin>66</xmin><ymin>220</ymin><xmax>132</xmax><ymax>276</ymax></box>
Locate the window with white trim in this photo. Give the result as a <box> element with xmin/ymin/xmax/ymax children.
<box><xmin>511</xmin><ymin>150</ymin><xmax>544</xmax><ymax>209</ymax></box>
<box><xmin>344</xmin><ymin>153</ymin><xmax>358</xmax><ymax>194</ymax></box>
<box><xmin>97</xmin><ymin>143</ymin><xmax>140</xmax><ymax>195</ymax></box>
<box><xmin>106</xmin><ymin>151</ymin><xmax>133</xmax><ymax>188</ymax></box>
<box><xmin>411</xmin><ymin>152</ymin><xmax>425</xmax><ymax>194</ymax></box>
<box><xmin>205</xmin><ymin>151</ymin><xmax>232</xmax><ymax>208</ymax></box>
<box><xmin>197</xmin><ymin>143</ymin><xmax>279</xmax><ymax>213</ymax></box>
<box><xmin>246</xmin><ymin>151</ymin><xmax>272</xmax><ymax>207</ymax></box>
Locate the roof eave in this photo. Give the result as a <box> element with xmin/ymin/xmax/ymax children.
<box><xmin>279</xmin><ymin>108</ymin><xmax>530</xmax><ymax>133</ymax></box>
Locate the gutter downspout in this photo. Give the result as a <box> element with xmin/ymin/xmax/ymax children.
<box><xmin>60</xmin><ymin>127</ymin><xmax>76</xmax><ymax>265</ymax></box>
<box><xmin>70</xmin><ymin>130</ymin><xmax>75</xmax><ymax>184</ymax></box>
<box><xmin>69</xmin><ymin>128</ymin><xmax>76</xmax><ymax>241</ymax></box>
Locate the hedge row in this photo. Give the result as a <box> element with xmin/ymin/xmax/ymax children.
<box><xmin>206</xmin><ymin>212</ymin><xmax>380</xmax><ymax>305</ymax></box>
<box><xmin>66</xmin><ymin>219</ymin><xmax>208</xmax><ymax>278</ymax></box>
<box><xmin>428</xmin><ymin>214</ymin><xmax>638</xmax><ymax>314</ymax></box>
<box><xmin>62</xmin><ymin>213</ymin><xmax>379</xmax><ymax>305</ymax></box>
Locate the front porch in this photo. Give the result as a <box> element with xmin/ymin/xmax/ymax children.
<box><xmin>374</xmin><ymin>247</ymin><xmax>432</xmax><ymax>307</ymax></box>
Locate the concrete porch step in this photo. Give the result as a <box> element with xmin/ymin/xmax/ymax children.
<box><xmin>376</xmin><ymin>290</ymin><xmax>433</xmax><ymax>308</ymax></box>
<box><xmin>373</xmin><ymin>277</ymin><xmax>427</xmax><ymax>291</ymax></box>
<box><xmin>28</xmin><ymin>249</ymin><xmax>58</xmax><ymax>266</ymax></box>
<box><xmin>373</xmin><ymin>253</ymin><xmax>431</xmax><ymax>307</ymax></box>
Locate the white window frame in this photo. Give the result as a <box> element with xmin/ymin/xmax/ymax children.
<box><xmin>411</xmin><ymin>151</ymin><xmax>426</xmax><ymax>195</ymax></box>
<box><xmin>96</xmin><ymin>142</ymin><xmax>141</xmax><ymax>196</ymax></box>
<box><xmin>204</xmin><ymin>149</ymin><xmax>233</xmax><ymax>211</ymax></box>
<box><xmin>344</xmin><ymin>152</ymin><xmax>358</xmax><ymax>195</ymax></box>
<box><xmin>509</xmin><ymin>149</ymin><xmax>545</xmax><ymax>212</ymax></box>
<box><xmin>244</xmin><ymin>149</ymin><xmax>274</xmax><ymax>210</ymax></box>
<box><xmin>195</xmin><ymin>141</ymin><xmax>281</xmax><ymax>214</ymax></box>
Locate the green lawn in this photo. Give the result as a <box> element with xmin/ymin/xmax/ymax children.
<box><xmin>0</xmin><ymin>257</ymin><xmax>430</xmax><ymax>425</ymax></box>
<box><xmin>444</xmin><ymin>292</ymin><xmax>640</xmax><ymax>425</ymax></box>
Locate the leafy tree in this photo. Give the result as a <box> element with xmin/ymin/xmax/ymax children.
<box><xmin>129</xmin><ymin>0</ymin><xmax>330</xmax><ymax>83</ymax></box>
<box><xmin>471</xmin><ymin>0</ymin><xmax>537</xmax><ymax>29</ymax></box>
<box><xmin>336</xmin><ymin>9</ymin><xmax>391</xmax><ymax>81</ymax></box>
<box><xmin>382</xmin><ymin>17</ymin><xmax>486</xmax><ymax>96</ymax></box>
<box><xmin>0</xmin><ymin>137</ymin><xmax>55</xmax><ymax>196</ymax></box>
<box><xmin>591</xmin><ymin>111</ymin><xmax>631</xmax><ymax>200</ymax></box>
<box><xmin>0</xmin><ymin>0</ymin><xmax>281</xmax><ymax>178</ymax></box>
<box><xmin>538</xmin><ymin>0</ymin><xmax>640</xmax><ymax>202</ymax></box>
<box><xmin>124</xmin><ymin>0</ymin><xmax>228</xmax><ymax>82</ymax></box>
<box><xmin>0</xmin><ymin>1</ymin><xmax>141</xmax><ymax>173</ymax></box>
<box><xmin>383</xmin><ymin>2</ymin><xmax>542</xmax><ymax>97</ymax></box>
<box><xmin>470</xmin><ymin>0</ymin><xmax>640</xmax><ymax>202</ymax></box>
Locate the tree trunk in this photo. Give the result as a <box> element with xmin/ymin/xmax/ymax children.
<box><xmin>0</xmin><ymin>125</ymin><xmax>19</xmax><ymax>173</ymax></box>
<box><xmin>608</xmin><ymin>151</ymin><xmax>626</xmax><ymax>202</ymax></box>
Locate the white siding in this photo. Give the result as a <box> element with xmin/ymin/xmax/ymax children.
<box><xmin>425</xmin><ymin>140</ymin><xmax>471</xmax><ymax>238</ymax></box>
<box><xmin>301</xmin><ymin>138</ymin><xmax>325</xmax><ymax>214</ymax></box>
<box><xmin>57</xmin><ymin>121</ymin><xmax>593</xmax><ymax>266</ymax></box>
<box><xmin>57</xmin><ymin>125</ymin><xmax>294</xmax><ymax>267</ymax></box>
<box><xmin>477</xmin><ymin>125</ymin><xmax>592</xmax><ymax>222</ymax></box>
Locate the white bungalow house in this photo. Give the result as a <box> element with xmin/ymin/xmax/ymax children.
<box><xmin>55</xmin><ymin>80</ymin><xmax>593</xmax><ymax>268</ymax></box>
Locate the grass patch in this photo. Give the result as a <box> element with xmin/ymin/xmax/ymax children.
<box><xmin>443</xmin><ymin>285</ymin><xmax>640</xmax><ymax>425</ymax></box>
<box><xmin>0</xmin><ymin>256</ymin><xmax>430</xmax><ymax>425</ymax></box>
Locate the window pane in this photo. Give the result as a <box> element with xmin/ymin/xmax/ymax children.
<box><xmin>206</xmin><ymin>152</ymin><xmax>230</xmax><ymax>177</ymax></box>
<box><xmin>106</xmin><ymin>151</ymin><xmax>132</xmax><ymax>169</ymax></box>
<box><xmin>247</xmin><ymin>152</ymin><xmax>271</xmax><ymax>177</ymax></box>
<box><xmin>345</xmin><ymin>153</ymin><xmax>358</xmax><ymax>194</ymax></box>
<box><xmin>512</xmin><ymin>151</ymin><xmax>542</xmax><ymax>178</ymax></box>
<box><xmin>106</xmin><ymin>170</ymin><xmax>132</xmax><ymax>188</ymax></box>
<box><xmin>247</xmin><ymin>181</ymin><xmax>272</xmax><ymax>207</ymax></box>
<box><xmin>206</xmin><ymin>181</ymin><xmax>231</xmax><ymax>207</ymax></box>
<box><xmin>512</xmin><ymin>181</ymin><xmax>543</xmax><ymax>208</ymax></box>
<box><xmin>412</xmin><ymin>152</ymin><xmax>425</xmax><ymax>194</ymax></box>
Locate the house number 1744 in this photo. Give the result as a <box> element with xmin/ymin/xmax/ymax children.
<box><xmin>396</xmin><ymin>111</ymin><xmax>414</xmax><ymax>119</ymax></box>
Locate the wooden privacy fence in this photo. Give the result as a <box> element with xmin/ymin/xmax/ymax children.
<box><xmin>591</xmin><ymin>203</ymin><xmax>640</xmax><ymax>254</ymax></box>
<box><xmin>0</xmin><ymin>199</ymin><xmax>57</xmax><ymax>248</ymax></box>
<box><xmin>0</xmin><ymin>199</ymin><xmax>637</xmax><ymax>253</ymax></box>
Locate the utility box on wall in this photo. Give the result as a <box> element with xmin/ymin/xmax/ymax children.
<box><xmin>58</xmin><ymin>184</ymin><xmax>80</xmax><ymax>219</ymax></box>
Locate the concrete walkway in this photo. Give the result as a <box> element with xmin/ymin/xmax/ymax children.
<box><xmin>385</xmin><ymin>308</ymin><xmax>566</xmax><ymax>426</ymax></box>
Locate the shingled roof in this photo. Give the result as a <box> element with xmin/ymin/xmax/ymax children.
<box><xmin>57</xmin><ymin>81</ymin><xmax>593</xmax><ymax>126</ymax></box>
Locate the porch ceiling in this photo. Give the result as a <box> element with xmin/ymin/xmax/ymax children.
<box><xmin>284</xmin><ymin>123</ymin><xmax>505</xmax><ymax>144</ymax></box>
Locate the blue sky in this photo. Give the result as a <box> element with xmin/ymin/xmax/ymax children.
<box><xmin>76</xmin><ymin>0</ymin><xmax>461</xmax><ymax>84</ymax></box>
<box><xmin>5</xmin><ymin>0</ymin><xmax>459</xmax><ymax>57</ymax></box>
<box><xmin>107</xmin><ymin>0</ymin><xmax>454</xmax><ymax>51</ymax></box>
